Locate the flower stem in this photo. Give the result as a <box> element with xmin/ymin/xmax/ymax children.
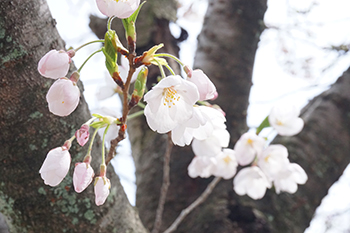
<box><xmin>163</xmin><ymin>177</ymin><xmax>222</xmax><ymax>233</ymax></box>
<box><xmin>87</xmin><ymin>126</ymin><xmax>101</xmax><ymax>156</ymax></box>
<box><xmin>164</xmin><ymin>64</ymin><xmax>176</xmax><ymax>75</ymax></box>
<box><xmin>107</xmin><ymin>16</ymin><xmax>116</xmax><ymax>31</ymax></box>
<box><xmin>101</xmin><ymin>124</ymin><xmax>111</xmax><ymax>165</ymax></box>
<box><xmin>154</xmin><ymin>53</ymin><xmax>185</xmax><ymax>67</ymax></box>
<box><xmin>74</xmin><ymin>40</ymin><xmax>104</xmax><ymax>53</ymax></box>
<box><xmin>127</xmin><ymin>110</ymin><xmax>144</xmax><ymax>120</ymax></box>
<box><xmin>155</xmin><ymin>59</ymin><xmax>166</xmax><ymax>79</ymax></box>
<box><xmin>77</xmin><ymin>49</ymin><xmax>103</xmax><ymax>73</ymax></box>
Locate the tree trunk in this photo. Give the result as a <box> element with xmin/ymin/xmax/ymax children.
<box><xmin>129</xmin><ymin>0</ymin><xmax>269</xmax><ymax>232</ymax></box>
<box><xmin>0</xmin><ymin>1</ymin><xmax>146</xmax><ymax>232</ymax></box>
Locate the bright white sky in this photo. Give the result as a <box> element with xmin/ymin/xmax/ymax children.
<box><xmin>45</xmin><ymin>0</ymin><xmax>350</xmax><ymax>232</ymax></box>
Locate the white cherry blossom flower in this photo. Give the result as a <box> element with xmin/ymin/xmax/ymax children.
<box><xmin>187</xmin><ymin>156</ymin><xmax>216</xmax><ymax>178</ymax></box>
<box><xmin>186</xmin><ymin>69</ymin><xmax>216</xmax><ymax>101</ymax></box>
<box><xmin>191</xmin><ymin>128</ymin><xmax>230</xmax><ymax>157</ymax></box>
<box><xmin>144</xmin><ymin>75</ymin><xmax>199</xmax><ymax>134</ymax></box>
<box><xmin>96</xmin><ymin>0</ymin><xmax>140</xmax><ymax>18</ymax></box>
<box><xmin>94</xmin><ymin>176</ymin><xmax>111</xmax><ymax>206</ymax></box>
<box><xmin>233</xmin><ymin>166</ymin><xmax>271</xmax><ymax>200</ymax></box>
<box><xmin>257</xmin><ymin>144</ymin><xmax>290</xmax><ymax>180</ymax></box>
<box><xmin>39</xmin><ymin>147</ymin><xmax>71</xmax><ymax>186</ymax></box>
<box><xmin>171</xmin><ymin>106</ymin><xmax>226</xmax><ymax>146</ymax></box>
<box><xmin>273</xmin><ymin>163</ymin><xmax>308</xmax><ymax>194</ymax></box>
<box><xmin>212</xmin><ymin>149</ymin><xmax>238</xmax><ymax>179</ymax></box>
<box><xmin>38</xmin><ymin>49</ymin><xmax>71</xmax><ymax>79</ymax></box>
<box><xmin>46</xmin><ymin>78</ymin><xmax>80</xmax><ymax>117</ymax></box>
<box><xmin>73</xmin><ymin>162</ymin><xmax>94</xmax><ymax>193</ymax></box>
<box><xmin>269</xmin><ymin>104</ymin><xmax>304</xmax><ymax>136</ymax></box>
<box><xmin>234</xmin><ymin>132</ymin><xmax>266</xmax><ymax>166</ymax></box>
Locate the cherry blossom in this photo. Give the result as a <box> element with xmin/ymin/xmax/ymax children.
<box><xmin>96</xmin><ymin>0</ymin><xmax>140</xmax><ymax>18</ymax></box>
<box><xmin>144</xmin><ymin>75</ymin><xmax>199</xmax><ymax>133</ymax></box>
<box><xmin>191</xmin><ymin>128</ymin><xmax>230</xmax><ymax>157</ymax></box>
<box><xmin>188</xmin><ymin>156</ymin><xmax>216</xmax><ymax>178</ymax></box>
<box><xmin>212</xmin><ymin>149</ymin><xmax>238</xmax><ymax>179</ymax></box>
<box><xmin>234</xmin><ymin>132</ymin><xmax>266</xmax><ymax>166</ymax></box>
<box><xmin>75</xmin><ymin>124</ymin><xmax>90</xmax><ymax>146</ymax></box>
<box><xmin>186</xmin><ymin>69</ymin><xmax>216</xmax><ymax>101</ymax></box>
<box><xmin>233</xmin><ymin>166</ymin><xmax>271</xmax><ymax>200</ymax></box>
<box><xmin>171</xmin><ymin>106</ymin><xmax>226</xmax><ymax>146</ymax></box>
<box><xmin>269</xmin><ymin>104</ymin><xmax>304</xmax><ymax>136</ymax></box>
<box><xmin>257</xmin><ymin>144</ymin><xmax>290</xmax><ymax>180</ymax></box>
<box><xmin>46</xmin><ymin>78</ymin><xmax>80</xmax><ymax>117</ymax></box>
<box><xmin>38</xmin><ymin>49</ymin><xmax>71</xmax><ymax>79</ymax></box>
<box><xmin>39</xmin><ymin>147</ymin><xmax>71</xmax><ymax>187</ymax></box>
<box><xmin>73</xmin><ymin>162</ymin><xmax>94</xmax><ymax>193</ymax></box>
<box><xmin>94</xmin><ymin>176</ymin><xmax>111</xmax><ymax>206</ymax></box>
<box><xmin>273</xmin><ymin>163</ymin><xmax>308</xmax><ymax>194</ymax></box>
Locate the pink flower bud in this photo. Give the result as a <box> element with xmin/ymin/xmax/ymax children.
<box><xmin>94</xmin><ymin>176</ymin><xmax>111</xmax><ymax>206</ymax></box>
<box><xmin>39</xmin><ymin>147</ymin><xmax>71</xmax><ymax>186</ymax></box>
<box><xmin>73</xmin><ymin>162</ymin><xmax>94</xmax><ymax>193</ymax></box>
<box><xmin>75</xmin><ymin>124</ymin><xmax>90</xmax><ymax>146</ymax></box>
<box><xmin>186</xmin><ymin>69</ymin><xmax>216</xmax><ymax>101</ymax></box>
<box><xmin>96</xmin><ymin>0</ymin><xmax>140</xmax><ymax>18</ymax></box>
<box><xmin>46</xmin><ymin>78</ymin><xmax>80</xmax><ymax>117</ymax></box>
<box><xmin>38</xmin><ymin>50</ymin><xmax>71</xmax><ymax>79</ymax></box>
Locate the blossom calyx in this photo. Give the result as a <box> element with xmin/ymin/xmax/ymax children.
<box><xmin>136</xmin><ymin>44</ymin><xmax>167</xmax><ymax>66</ymax></box>
<box><xmin>103</xmin><ymin>31</ymin><xmax>119</xmax><ymax>77</ymax></box>
<box><xmin>129</xmin><ymin>67</ymin><xmax>148</xmax><ymax>108</ymax></box>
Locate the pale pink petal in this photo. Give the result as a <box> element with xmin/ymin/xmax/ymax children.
<box><xmin>186</xmin><ymin>69</ymin><xmax>216</xmax><ymax>101</ymax></box>
<box><xmin>39</xmin><ymin>147</ymin><xmax>71</xmax><ymax>186</ymax></box>
<box><xmin>46</xmin><ymin>78</ymin><xmax>80</xmax><ymax>117</ymax></box>
<box><xmin>234</xmin><ymin>132</ymin><xmax>266</xmax><ymax>166</ymax></box>
<box><xmin>73</xmin><ymin>163</ymin><xmax>94</xmax><ymax>193</ymax></box>
<box><xmin>94</xmin><ymin>176</ymin><xmax>111</xmax><ymax>206</ymax></box>
<box><xmin>38</xmin><ymin>50</ymin><xmax>70</xmax><ymax>79</ymax></box>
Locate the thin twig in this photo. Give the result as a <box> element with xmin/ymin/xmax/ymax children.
<box><xmin>152</xmin><ymin>133</ymin><xmax>173</xmax><ymax>233</ymax></box>
<box><xmin>163</xmin><ymin>177</ymin><xmax>222</xmax><ymax>233</ymax></box>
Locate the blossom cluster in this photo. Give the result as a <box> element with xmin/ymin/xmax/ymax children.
<box><xmin>37</xmin><ymin>0</ymin><xmax>308</xmax><ymax>208</ymax></box>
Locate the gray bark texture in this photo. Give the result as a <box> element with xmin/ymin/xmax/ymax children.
<box><xmin>0</xmin><ymin>0</ymin><xmax>147</xmax><ymax>232</ymax></box>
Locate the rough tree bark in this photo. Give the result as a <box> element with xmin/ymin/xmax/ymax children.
<box><xmin>0</xmin><ymin>1</ymin><xmax>146</xmax><ymax>232</ymax></box>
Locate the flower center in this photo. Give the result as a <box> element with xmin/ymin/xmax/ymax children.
<box><xmin>223</xmin><ymin>155</ymin><xmax>231</xmax><ymax>164</ymax></box>
<box><xmin>163</xmin><ymin>87</ymin><xmax>180</xmax><ymax>108</ymax></box>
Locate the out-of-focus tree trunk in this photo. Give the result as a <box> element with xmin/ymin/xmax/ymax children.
<box><xmin>251</xmin><ymin>68</ymin><xmax>350</xmax><ymax>232</ymax></box>
<box><xmin>129</xmin><ymin>0</ymin><xmax>269</xmax><ymax>232</ymax></box>
<box><xmin>0</xmin><ymin>1</ymin><xmax>147</xmax><ymax>232</ymax></box>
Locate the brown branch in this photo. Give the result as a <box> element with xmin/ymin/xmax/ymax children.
<box><xmin>163</xmin><ymin>177</ymin><xmax>222</xmax><ymax>233</ymax></box>
<box><xmin>152</xmin><ymin>133</ymin><xmax>174</xmax><ymax>233</ymax></box>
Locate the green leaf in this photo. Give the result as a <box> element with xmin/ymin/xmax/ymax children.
<box><xmin>256</xmin><ymin>116</ymin><xmax>271</xmax><ymax>135</ymax></box>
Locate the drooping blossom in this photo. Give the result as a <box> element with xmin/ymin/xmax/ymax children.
<box><xmin>212</xmin><ymin>149</ymin><xmax>238</xmax><ymax>179</ymax></box>
<box><xmin>144</xmin><ymin>75</ymin><xmax>199</xmax><ymax>134</ymax></box>
<box><xmin>38</xmin><ymin>50</ymin><xmax>71</xmax><ymax>79</ymax></box>
<box><xmin>186</xmin><ymin>69</ymin><xmax>216</xmax><ymax>101</ymax></box>
<box><xmin>46</xmin><ymin>78</ymin><xmax>80</xmax><ymax>117</ymax></box>
<box><xmin>96</xmin><ymin>0</ymin><xmax>140</xmax><ymax>18</ymax></box>
<box><xmin>75</xmin><ymin>124</ymin><xmax>90</xmax><ymax>146</ymax></box>
<box><xmin>233</xmin><ymin>166</ymin><xmax>271</xmax><ymax>200</ymax></box>
<box><xmin>257</xmin><ymin>144</ymin><xmax>290</xmax><ymax>180</ymax></box>
<box><xmin>73</xmin><ymin>162</ymin><xmax>94</xmax><ymax>193</ymax></box>
<box><xmin>94</xmin><ymin>176</ymin><xmax>111</xmax><ymax>206</ymax></box>
<box><xmin>234</xmin><ymin>132</ymin><xmax>266</xmax><ymax>166</ymax></box>
<box><xmin>171</xmin><ymin>106</ymin><xmax>226</xmax><ymax>146</ymax></box>
<box><xmin>269</xmin><ymin>104</ymin><xmax>304</xmax><ymax>136</ymax></box>
<box><xmin>187</xmin><ymin>156</ymin><xmax>216</xmax><ymax>178</ymax></box>
<box><xmin>39</xmin><ymin>147</ymin><xmax>71</xmax><ymax>186</ymax></box>
<box><xmin>191</xmin><ymin>128</ymin><xmax>230</xmax><ymax>157</ymax></box>
<box><xmin>273</xmin><ymin>163</ymin><xmax>308</xmax><ymax>194</ymax></box>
